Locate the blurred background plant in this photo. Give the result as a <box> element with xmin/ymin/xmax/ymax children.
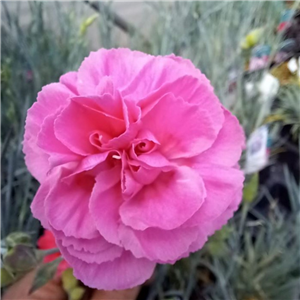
<box><xmin>1</xmin><ymin>1</ymin><xmax>299</xmax><ymax>299</ymax></box>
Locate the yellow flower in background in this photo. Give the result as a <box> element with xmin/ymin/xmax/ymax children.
<box><xmin>240</xmin><ymin>28</ymin><xmax>264</xmax><ymax>50</ymax></box>
<box><xmin>80</xmin><ymin>14</ymin><xmax>99</xmax><ymax>36</ymax></box>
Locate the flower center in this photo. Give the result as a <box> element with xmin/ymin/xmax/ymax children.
<box><xmin>134</xmin><ymin>140</ymin><xmax>156</xmax><ymax>156</ymax></box>
<box><xmin>89</xmin><ymin>130</ymin><xmax>111</xmax><ymax>150</ymax></box>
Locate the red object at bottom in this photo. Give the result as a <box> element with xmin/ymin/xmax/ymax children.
<box><xmin>37</xmin><ymin>230</ymin><xmax>70</xmax><ymax>276</ymax></box>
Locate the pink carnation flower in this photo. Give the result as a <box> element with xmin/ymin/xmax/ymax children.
<box><xmin>23</xmin><ymin>48</ymin><xmax>244</xmax><ymax>290</ymax></box>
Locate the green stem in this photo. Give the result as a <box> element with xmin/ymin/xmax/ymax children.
<box><xmin>39</xmin><ymin>248</ymin><xmax>60</xmax><ymax>256</ymax></box>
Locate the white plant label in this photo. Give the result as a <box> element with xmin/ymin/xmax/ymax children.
<box><xmin>245</xmin><ymin>125</ymin><xmax>269</xmax><ymax>174</ymax></box>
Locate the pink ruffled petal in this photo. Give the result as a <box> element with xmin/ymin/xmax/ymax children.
<box><xmin>67</xmin><ymin>152</ymin><xmax>113</xmax><ymax>178</ymax></box>
<box><xmin>118</xmin><ymin>224</ymin><xmax>200</xmax><ymax>262</ymax></box>
<box><xmin>59</xmin><ymin>72</ymin><xmax>79</xmax><ymax>95</ymax></box>
<box><xmin>134</xmin><ymin>129</ymin><xmax>160</xmax><ymax>144</ymax></box>
<box><xmin>95</xmin><ymin>76</ymin><xmax>115</xmax><ymax>96</ymax></box>
<box><xmin>101</xmin><ymin>99</ymin><xmax>141</xmax><ymax>150</ymax></box>
<box><xmin>137</xmin><ymin>75</ymin><xmax>223</xmax><ymax>123</ymax></box>
<box><xmin>175</xmin><ymin>229</ymin><xmax>208</xmax><ymax>261</ymax></box>
<box><xmin>23</xmin><ymin>142</ymin><xmax>50</xmax><ymax>184</ymax></box>
<box><xmin>37</xmin><ymin>111</ymin><xmax>81</xmax><ymax>167</ymax></box>
<box><xmin>54</xmin><ymin>97</ymin><xmax>125</xmax><ymax>155</ymax></box>
<box><xmin>130</xmin><ymin>151</ymin><xmax>171</xmax><ymax>169</ymax></box>
<box><xmin>127</xmin><ymin>165</ymin><xmax>161</xmax><ymax>186</ymax></box>
<box><xmin>202</xmin><ymin>187</ymin><xmax>243</xmax><ymax>236</ymax></box>
<box><xmin>121</xmin><ymin>55</ymin><xmax>201</xmax><ymax>100</ymax></box>
<box><xmin>141</xmin><ymin>93</ymin><xmax>221</xmax><ymax>159</ymax></box>
<box><xmin>184</xmin><ymin>165</ymin><xmax>244</xmax><ymax>227</ymax></box>
<box><xmin>120</xmin><ymin>166</ymin><xmax>205</xmax><ymax>231</ymax></box>
<box><xmin>24</xmin><ymin>82</ymin><xmax>75</xmax><ymax>182</ymax></box>
<box><xmin>166</xmin><ymin>54</ymin><xmax>202</xmax><ymax>77</ymax></box>
<box><xmin>25</xmin><ymin>83</ymin><xmax>74</xmax><ymax>138</ymax></box>
<box><xmin>65</xmin><ymin>243</ymin><xmax>122</xmax><ymax>264</ymax></box>
<box><xmin>186</xmin><ymin>229</ymin><xmax>208</xmax><ymax>253</ymax></box>
<box><xmin>89</xmin><ymin>166</ymin><xmax>123</xmax><ymax>245</ymax></box>
<box><xmin>45</xmin><ymin>171</ymin><xmax>98</xmax><ymax>239</ymax></box>
<box><xmin>77</xmin><ymin>48</ymin><xmax>153</xmax><ymax>95</ymax></box>
<box><xmin>31</xmin><ymin>179</ymin><xmax>52</xmax><ymax>229</ymax></box>
<box><xmin>196</xmin><ymin>109</ymin><xmax>245</xmax><ymax>167</ymax></box>
<box><xmin>121</xmin><ymin>167</ymin><xmax>143</xmax><ymax>199</ymax></box>
<box><xmin>104</xmin><ymin>124</ymin><xmax>139</xmax><ymax>151</ymax></box>
<box><xmin>53</xmin><ymin>229</ymin><xmax>113</xmax><ymax>253</ymax></box>
<box><xmin>122</xmin><ymin>98</ymin><xmax>141</xmax><ymax>127</ymax></box>
<box><xmin>72</xmin><ymin>92</ymin><xmax>124</xmax><ymax>120</ymax></box>
<box><xmin>57</xmin><ymin>240</ymin><xmax>156</xmax><ymax>290</ymax></box>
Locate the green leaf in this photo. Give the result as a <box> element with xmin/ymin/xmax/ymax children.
<box><xmin>62</xmin><ymin>268</ymin><xmax>78</xmax><ymax>293</ymax></box>
<box><xmin>5</xmin><ymin>232</ymin><xmax>32</xmax><ymax>249</ymax></box>
<box><xmin>3</xmin><ymin>244</ymin><xmax>38</xmax><ymax>273</ymax></box>
<box><xmin>29</xmin><ymin>257</ymin><xmax>62</xmax><ymax>294</ymax></box>
<box><xmin>1</xmin><ymin>267</ymin><xmax>15</xmax><ymax>287</ymax></box>
<box><xmin>243</xmin><ymin>173</ymin><xmax>259</xmax><ymax>203</ymax></box>
<box><xmin>206</xmin><ymin>240</ymin><xmax>228</xmax><ymax>257</ymax></box>
<box><xmin>206</xmin><ymin>226</ymin><xmax>233</xmax><ymax>257</ymax></box>
<box><xmin>212</xmin><ymin>226</ymin><xmax>233</xmax><ymax>241</ymax></box>
<box><xmin>36</xmin><ymin>248</ymin><xmax>60</xmax><ymax>261</ymax></box>
<box><xmin>69</xmin><ymin>286</ymin><xmax>85</xmax><ymax>300</ymax></box>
